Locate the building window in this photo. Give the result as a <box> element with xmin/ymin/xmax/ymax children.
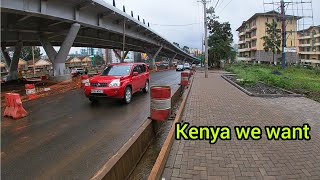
<box><xmin>291</xmin><ymin>40</ymin><xmax>292</xmax><ymax>47</ymax></box>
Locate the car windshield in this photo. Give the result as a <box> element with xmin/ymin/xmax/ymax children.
<box><xmin>177</xmin><ymin>65</ymin><xmax>183</xmax><ymax>68</ymax></box>
<box><xmin>101</xmin><ymin>65</ymin><xmax>131</xmax><ymax>76</ymax></box>
<box><xmin>184</xmin><ymin>63</ymin><xmax>190</xmax><ymax>66</ymax></box>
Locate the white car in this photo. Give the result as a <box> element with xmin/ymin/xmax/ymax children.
<box><xmin>71</xmin><ymin>68</ymin><xmax>85</xmax><ymax>76</ymax></box>
<box><xmin>176</xmin><ymin>65</ymin><xmax>184</xmax><ymax>71</ymax></box>
<box><xmin>183</xmin><ymin>63</ymin><xmax>191</xmax><ymax>70</ymax></box>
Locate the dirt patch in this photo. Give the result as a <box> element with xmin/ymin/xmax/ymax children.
<box><xmin>1</xmin><ymin>77</ymin><xmax>81</xmax><ymax>107</ymax></box>
<box><xmin>225</xmin><ymin>75</ymin><xmax>293</xmax><ymax>95</ymax></box>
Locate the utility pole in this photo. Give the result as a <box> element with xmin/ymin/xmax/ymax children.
<box><xmin>280</xmin><ymin>0</ymin><xmax>286</xmax><ymax>69</ymax></box>
<box><xmin>201</xmin><ymin>33</ymin><xmax>204</xmax><ymax>67</ymax></box>
<box><xmin>201</xmin><ymin>0</ymin><xmax>209</xmax><ymax>78</ymax></box>
<box><xmin>32</xmin><ymin>46</ymin><xmax>35</xmax><ymax>76</ymax></box>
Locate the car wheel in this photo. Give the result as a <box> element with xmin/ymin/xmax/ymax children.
<box><xmin>123</xmin><ymin>86</ymin><xmax>132</xmax><ymax>104</ymax></box>
<box><xmin>89</xmin><ymin>97</ymin><xmax>99</xmax><ymax>103</ymax></box>
<box><xmin>142</xmin><ymin>80</ymin><xmax>149</xmax><ymax>93</ymax></box>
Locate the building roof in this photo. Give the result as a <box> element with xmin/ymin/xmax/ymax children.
<box><xmin>27</xmin><ymin>58</ymin><xmax>51</xmax><ymax>66</ymax></box>
<box><xmin>66</xmin><ymin>57</ymin><xmax>81</xmax><ymax>63</ymax></box>
<box><xmin>298</xmin><ymin>25</ymin><xmax>320</xmax><ymax>33</ymax></box>
<box><xmin>236</xmin><ymin>11</ymin><xmax>302</xmax><ymax>31</ymax></box>
<box><xmin>35</xmin><ymin>59</ymin><xmax>52</xmax><ymax>66</ymax></box>
<box><xmin>0</xmin><ymin>62</ymin><xmax>6</xmax><ymax>68</ymax></box>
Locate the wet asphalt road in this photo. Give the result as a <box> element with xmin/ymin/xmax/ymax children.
<box><xmin>1</xmin><ymin>70</ymin><xmax>180</xmax><ymax>180</ymax></box>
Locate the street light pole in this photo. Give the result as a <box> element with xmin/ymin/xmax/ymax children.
<box><xmin>202</xmin><ymin>0</ymin><xmax>209</xmax><ymax>78</ymax></box>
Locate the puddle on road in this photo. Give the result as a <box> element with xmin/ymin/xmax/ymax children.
<box><xmin>128</xmin><ymin>98</ymin><xmax>182</xmax><ymax>180</ymax></box>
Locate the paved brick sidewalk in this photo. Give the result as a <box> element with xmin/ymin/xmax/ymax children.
<box><xmin>162</xmin><ymin>71</ymin><xmax>320</xmax><ymax>180</ymax></box>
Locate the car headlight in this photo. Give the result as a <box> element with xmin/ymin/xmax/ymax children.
<box><xmin>83</xmin><ymin>79</ymin><xmax>90</xmax><ymax>86</ymax></box>
<box><xmin>109</xmin><ymin>79</ymin><xmax>120</xmax><ymax>87</ymax></box>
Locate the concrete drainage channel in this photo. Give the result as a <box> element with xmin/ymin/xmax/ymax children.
<box><xmin>91</xmin><ymin>80</ymin><xmax>192</xmax><ymax>180</ymax></box>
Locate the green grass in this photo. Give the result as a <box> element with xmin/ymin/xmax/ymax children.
<box><xmin>225</xmin><ymin>63</ymin><xmax>320</xmax><ymax>102</ymax></box>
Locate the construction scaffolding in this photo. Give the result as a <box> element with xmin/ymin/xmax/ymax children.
<box><xmin>263</xmin><ymin>0</ymin><xmax>314</xmax><ymax>32</ymax></box>
<box><xmin>263</xmin><ymin>0</ymin><xmax>314</xmax><ymax>68</ymax></box>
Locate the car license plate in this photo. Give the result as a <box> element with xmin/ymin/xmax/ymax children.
<box><xmin>91</xmin><ymin>89</ymin><xmax>103</xmax><ymax>93</ymax></box>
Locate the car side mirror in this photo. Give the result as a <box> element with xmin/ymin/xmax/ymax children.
<box><xmin>133</xmin><ymin>72</ymin><xmax>138</xmax><ymax>76</ymax></box>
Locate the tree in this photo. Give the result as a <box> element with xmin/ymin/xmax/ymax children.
<box><xmin>182</xmin><ymin>46</ymin><xmax>190</xmax><ymax>53</ymax></box>
<box><xmin>206</xmin><ymin>8</ymin><xmax>234</xmax><ymax>66</ymax></box>
<box><xmin>93</xmin><ymin>55</ymin><xmax>104</xmax><ymax>66</ymax></box>
<box><xmin>173</xmin><ymin>42</ymin><xmax>180</xmax><ymax>48</ymax></box>
<box><xmin>20</xmin><ymin>46</ymin><xmax>42</xmax><ymax>60</ymax></box>
<box><xmin>261</xmin><ymin>20</ymin><xmax>281</xmax><ymax>65</ymax></box>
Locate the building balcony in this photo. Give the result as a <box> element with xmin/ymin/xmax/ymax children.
<box><xmin>245</xmin><ymin>28</ymin><xmax>251</xmax><ymax>33</ymax></box>
<box><xmin>239</xmin><ymin>32</ymin><xmax>245</xmax><ymax>36</ymax></box>
<box><xmin>251</xmin><ymin>36</ymin><xmax>257</xmax><ymax>40</ymax></box>
<box><xmin>314</xmin><ymin>34</ymin><xmax>320</xmax><ymax>38</ymax></box>
<box><xmin>315</xmin><ymin>42</ymin><xmax>320</xmax><ymax>46</ymax></box>
<box><xmin>238</xmin><ymin>40</ymin><xmax>246</xmax><ymax>44</ymax></box>
<box><xmin>238</xmin><ymin>48</ymin><xmax>251</xmax><ymax>53</ymax></box>
<box><xmin>301</xmin><ymin>59</ymin><xmax>320</xmax><ymax>64</ymax></box>
<box><xmin>245</xmin><ymin>38</ymin><xmax>251</xmax><ymax>42</ymax></box>
<box><xmin>251</xmin><ymin>47</ymin><xmax>257</xmax><ymax>51</ymax></box>
<box><xmin>251</xmin><ymin>25</ymin><xmax>257</xmax><ymax>30</ymax></box>
<box><xmin>299</xmin><ymin>51</ymin><xmax>320</xmax><ymax>55</ymax></box>
<box><xmin>299</xmin><ymin>44</ymin><xmax>311</xmax><ymax>47</ymax></box>
<box><xmin>298</xmin><ymin>35</ymin><xmax>311</xmax><ymax>40</ymax></box>
<box><xmin>238</xmin><ymin>57</ymin><xmax>252</xmax><ymax>61</ymax></box>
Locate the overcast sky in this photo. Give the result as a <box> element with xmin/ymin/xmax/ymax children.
<box><xmin>64</xmin><ymin>0</ymin><xmax>320</xmax><ymax>53</ymax></box>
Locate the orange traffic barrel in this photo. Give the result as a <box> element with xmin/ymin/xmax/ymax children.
<box><xmin>25</xmin><ymin>84</ymin><xmax>36</xmax><ymax>100</ymax></box>
<box><xmin>181</xmin><ymin>71</ymin><xmax>189</xmax><ymax>86</ymax></box>
<box><xmin>150</xmin><ymin>86</ymin><xmax>171</xmax><ymax>121</ymax></box>
<box><xmin>81</xmin><ymin>75</ymin><xmax>89</xmax><ymax>87</ymax></box>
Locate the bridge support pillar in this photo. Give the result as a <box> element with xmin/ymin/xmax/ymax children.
<box><xmin>113</xmin><ymin>50</ymin><xmax>128</xmax><ymax>63</ymax></box>
<box><xmin>1</xmin><ymin>42</ymin><xmax>23</xmax><ymax>81</ymax></box>
<box><xmin>147</xmin><ymin>46</ymin><xmax>162</xmax><ymax>70</ymax></box>
<box><xmin>183</xmin><ymin>57</ymin><xmax>187</xmax><ymax>63</ymax></box>
<box><xmin>169</xmin><ymin>53</ymin><xmax>177</xmax><ymax>67</ymax></box>
<box><xmin>39</xmin><ymin>23</ymin><xmax>80</xmax><ymax>78</ymax></box>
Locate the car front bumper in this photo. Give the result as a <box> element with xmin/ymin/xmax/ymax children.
<box><xmin>84</xmin><ymin>86</ymin><xmax>125</xmax><ymax>99</ymax></box>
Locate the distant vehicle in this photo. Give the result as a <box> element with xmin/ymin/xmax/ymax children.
<box><xmin>83</xmin><ymin>63</ymin><xmax>150</xmax><ymax>104</ymax></box>
<box><xmin>71</xmin><ymin>68</ymin><xmax>85</xmax><ymax>76</ymax></box>
<box><xmin>183</xmin><ymin>63</ymin><xmax>191</xmax><ymax>70</ymax></box>
<box><xmin>176</xmin><ymin>65</ymin><xmax>185</xmax><ymax>71</ymax></box>
<box><xmin>163</xmin><ymin>63</ymin><xmax>169</xmax><ymax>67</ymax></box>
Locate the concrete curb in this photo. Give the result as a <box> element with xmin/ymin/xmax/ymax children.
<box><xmin>90</xmin><ymin>86</ymin><xmax>183</xmax><ymax>180</ymax></box>
<box><xmin>148</xmin><ymin>76</ymin><xmax>194</xmax><ymax>180</ymax></box>
<box><xmin>221</xmin><ymin>75</ymin><xmax>304</xmax><ymax>98</ymax></box>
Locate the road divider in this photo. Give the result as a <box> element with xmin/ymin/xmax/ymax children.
<box><xmin>148</xmin><ymin>76</ymin><xmax>194</xmax><ymax>180</ymax></box>
<box><xmin>91</xmin><ymin>85</ymin><xmax>183</xmax><ymax>180</ymax></box>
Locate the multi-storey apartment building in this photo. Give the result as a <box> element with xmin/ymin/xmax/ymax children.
<box><xmin>298</xmin><ymin>26</ymin><xmax>320</xmax><ymax>67</ymax></box>
<box><xmin>236</xmin><ymin>11</ymin><xmax>300</xmax><ymax>64</ymax></box>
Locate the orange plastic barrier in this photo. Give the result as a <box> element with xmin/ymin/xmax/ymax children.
<box><xmin>3</xmin><ymin>93</ymin><xmax>28</xmax><ymax>119</ymax></box>
<box><xmin>81</xmin><ymin>75</ymin><xmax>89</xmax><ymax>87</ymax></box>
<box><xmin>3</xmin><ymin>93</ymin><xmax>13</xmax><ymax>117</ymax></box>
<box><xmin>25</xmin><ymin>84</ymin><xmax>37</xmax><ymax>100</ymax></box>
<box><xmin>181</xmin><ymin>71</ymin><xmax>189</xmax><ymax>86</ymax></box>
<box><xmin>150</xmin><ymin>86</ymin><xmax>171</xmax><ymax>121</ymax></box>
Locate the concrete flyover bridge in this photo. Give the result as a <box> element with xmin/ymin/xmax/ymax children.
<box><xmin>1</xmin><ymin>0</ymin><xmax>198</xmax><ymax>81</ymax></box>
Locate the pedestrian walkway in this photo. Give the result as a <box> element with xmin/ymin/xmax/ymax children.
<box><xmin>162</xmin><ymin>70</ymin><xmax>320</xmax><ymax>180</ymax></box>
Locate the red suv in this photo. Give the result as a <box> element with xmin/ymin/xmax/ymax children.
<box><xmin>83</xmin><ymin>63</ymin><xmax>150</xmax><ymax>104</ymax></box>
